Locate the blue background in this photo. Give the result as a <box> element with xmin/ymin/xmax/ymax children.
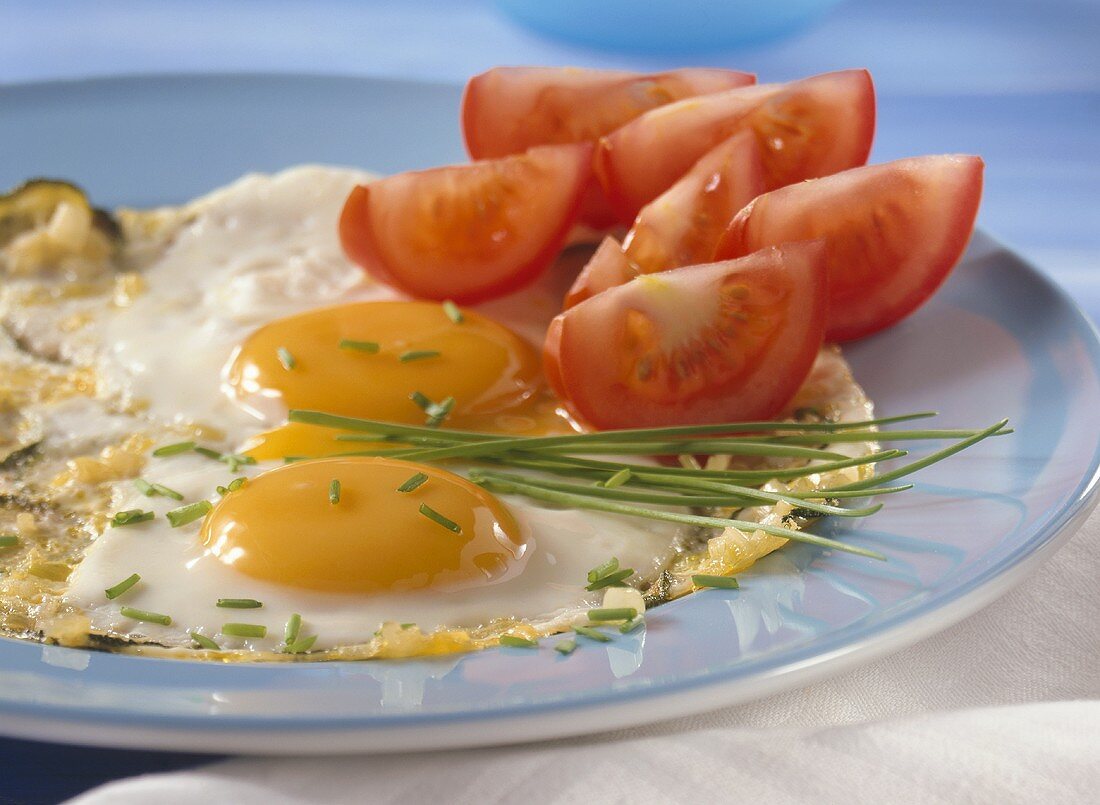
<box><xmin>1</xmin><ymin>1</ymin><xmax>1098</xmax><ymax>801</ymax></box>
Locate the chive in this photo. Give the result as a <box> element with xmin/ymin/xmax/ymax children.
<box><xmin>426</xmin><ymin>397</ymin><xmax>455</xmax><ymax>428</ymax></box>
<box><xmin>287</xmin><ymin>635</ymin><xmax>317</xmax><ymax>654</ymax></box>
<box><xmin>120</xmin><ymin>606</ymin><xmax>172</xmax><ymax>626</ymax></box>
<box><xmin>588</xmin><ymin>607</ymin><xmax>637</xmax><ymax>622</ymax></box>
<box><xmin>152</xmin><ymin>441</ymin><xmax>195</xmax><ymax>457</ymax></box>
<box><xmin>587</xmin><ymin>557</ymin><xmax>619</xmax><ymax>583</ymax></box>
<box><xmin>220</xmin><ymin>453</ymin><xmax>255</xmax><ymax>473</ymax></box>
<box><xmin>400</xmin><ymin>623</ymin><xmax>415</xmax><ymax>629</ymax></box>
<box><xmin>409</xmin><ymin>391</ymin><xmax>433</xmax><ymax>411</ymax></box>
<box><xmin>442</xmin><ymin>300</ymin><xmax>464</xmax><ymax>323</ymax></box>
<box><xmin>216</xmin><ymin>598</ymin><xmax>263</xmax><ymax>609</ymax></box>
<box><xmin>397</xmin><ymin>472</ymin><xmax>428</xmax><ymax>493</ymax></box>
<box><xmin>193</xmin><ymin>446</ymin><xmax>222</xmax><ymax>459</ymax></box>
<box><xmin>135</xmin><ymin>478</ymin><xmax>185</xmax><ymax>500</ymax></box>
<box><xmin>339</xmin><ymin>339</ymin><xmax>380</xmax><ymax>353</ymax></box>
<box><xmin>133</xmin><ymin>478</ymin><xmax>155</xmax><ymax>495</ymax></box>
<box><xmin>399</xmin><ymin>350</ymin><xmax>441</xmax><ymax>363</ymax></box>
<box><xmin>104</xmin><ymin>573</ymin><xmax>141</xmax><ymax>600</ymax></box>
<box><xmin>227</xmin><ymin>477</ymin><xmax>246</xmax><ymax>492</ymax></box>
<box><xmin>585</xmin><ymin>568</ymin><xmax>634</xmax><ymax>591</ymax></box>
<box><xmin>692</xmin><ymin>574</ymin><xmax>740</xmax><ymax>590</ymax></box>
<box><xmin>0</xmin><ymin>535</ymin><xmax>19</xmax><ymax>548</ymax></box>
<box><xmin>554</xmin><ymin>638</ymin><xmax>577</xmax><ymax>655</ymax></box>
<box><xmin>190</xmin><ymin>632</ymin><xmax>220</xmax><ymax>650</ymax></box>
<box><xmin>283</xmin><ymin>613</ymin><xmax>302</xmax><ymax>645</ymax></box>
<box><xmin>222</xmin><ymin>622</ymin><xmax>267</xmax><ymax>638</ymax></box>
<box><xmin>329</xmin><ymin>478</ymin><xmax>341</xmax><ymax>504</ymax></box>
<box><xmin>110</xmin><ymin>509</ymin><xmax>155</xmax><ymax>527</ymax></box>
<box><xmin>620</xmin><ymin>617</ymin><xmax>645</xmax><ymax>634</ymax></box>
<box><xmin>500</xmin><ymin>635</ymin><xmax>538</xmax><ymax>648</ymax></box>
<box><xmin>601</xmin><ymin>468</ymin><xmax>632</xmax><ymax>488</ymax></box>
<box><xmin>166</xmin><ymin>500</ymin><xmax>212</xmax><ymax>528</ymax></box>
<box><xmin>574</xmin><ymin>625</ymin><xmax>612</xmax><ymax>643</ymax></box>
<box><xmin>418</xmin><ymin>503</ymin><xmax>462</xmax><ymax>534</ymax></box>
<box><xmin>277</xmin><ymin>346</ymin><xmax>296</xmax><ymax>370</ymax></box>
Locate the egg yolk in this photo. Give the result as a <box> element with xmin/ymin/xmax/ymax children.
<box><xmin>200</xmin><ymin>457</ymin><xmax>525</xmax><ymax>594</ymax></box>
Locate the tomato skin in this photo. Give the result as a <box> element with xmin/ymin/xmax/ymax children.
<box><xmin>544</xmin><ymin>242</ymin><xmax>828</xmax><ymax>429</ymax></box>
<box><xmin>715</xmin><ymin>155</ymin><xmax>984</xmax><ymax>342</ymax></box>
<box><xmin>595</xmin><ymin>69</ymin><xmax>876</xmax><ymax>222</ymax></box>
<box><xmin>563</xmin><ymin>236</ymin><xmax>638</xmax><ymax>309</ymax></box>
<box><xmin>339</xmin><ymin>143</ymin><xmax>592</xmax><ymax>305</ymax></box>
<box><xmin>461</xmin><ymin>67</ymin><xmax>755</xmax><ymax>160</ymax></box>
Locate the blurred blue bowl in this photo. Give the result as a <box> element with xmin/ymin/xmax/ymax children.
<box><xmin>495</xmin><ymin>0</ymin><xmax>844</xmax><ymax>53</ymax></box>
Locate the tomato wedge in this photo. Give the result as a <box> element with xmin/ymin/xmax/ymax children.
<box><xmin>714</xmin><ymin>155</ymin><xmax>984</xmax><ymax>342</ymax></box>
<box><xmin>461</xmin><ymin>67</ymin><xmax>755</xmax><ymax>159</ymax></box>
<box><xmin>595</xmin><ymin>69</ymin><xmax>875</xmax><ymax>222</ymax></box>
<box><xmin>339</xmin><ymin>144</ymin><xmax>592</xmax><ymax>304</ymax></box>
<box><xmin>544</xmin><ymin>242</ymin><xmax>827</xmax><ymax>429</ymax></box>
<box><xmin>564</xmin><ymin>131</ymin><xmax>765</xmax><ymax>308</ymax></box>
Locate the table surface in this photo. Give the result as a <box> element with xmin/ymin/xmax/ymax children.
<box><xmin>2</xmin><ymin>1</ymin><xmax>1099</xmax><ymax>801</ymax></box>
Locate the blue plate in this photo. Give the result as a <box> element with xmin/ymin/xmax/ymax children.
<box><xmin>1</xmin><ymin>75</ymin><xmax>1098</xmax><ymax>754</ymax></box>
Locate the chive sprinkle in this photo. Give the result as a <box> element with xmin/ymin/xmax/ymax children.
<box><xmin>339</xmin><ymin>339</ymin><xmax>380</xmax><ymax>353</ymax></box>
<box><xmin>222</xmin><ymin>623</ymin><xmax>267</xmax><ymax>638</ymax></box>
<box><xmin>585</xmin><ymin>568</ymin><xmax>634</xmax><ymax>591</ymax></box>
<box><xmin>329</xmin><ymin>478</ymin><xmax>341</xmax><ymax>504</ymax></box>
<box><xmin>277</xmin><ymin>346</ymin><xmax>296</xmax><ymax>370</ymax></box>
<box><xmin>216</xmin><ymin>598</ymin><xmax>263</xmax><ymax>609</ymax></box>
<box><xmin>166</xmin><ymin>500</ymin><xmax>212</xmax><ymax>528</ymax></box>
<box><xmin>228</xmin><ymin>477</ymin><xmax>246</xmax><ymax>492</ymax></box>
<box><xmin>0</xmin><ymin>535</ymin><xmax>19</xmax><ymax>548</ymax></box>
<box><xmin>573</xmin><ymin>625</ymin><xmax>612</xmax><ymax>643</ymax></box>
<box><xmin>110</xmin><ymin>509</ymin><xmax>155</xmax><ymax>527</ymax></box>
<box><xmin>409</xmin><ymin>390</ymin><xmax>433</xmax><ymax>410</ymax></box>
<box><xmin>418</xmin><ymin>503</ymin><xmax>462</xmax><ymax>534</ymax></box>
<box><xmin>193</xmin><ymin>446</ymin><xmax>222</xmax><ymax>459</ymax></box>
<box><xmin>120</xmin><ymin>606</ymin><xmax>172</xmax><ymax>626</ymax></box>
<box><xmin>620</xmin><ymin>617</ymin><xmax>645</xmax><ymax>634</ymax></box>
<box><xmin>152</xmin><ymin>441</ymin><xmax>195</xmax><ymax>457</ymax></box>
<box><xmin>425</xmin><ymin>397</ymin><xmax>455</xmax><ymax>428</ymax></box>
<box><xmin>442</xmin><ymin>300</ymin><xmax>464</xmax><ymax>323</ymax></box>
<box><xmin>284</xmin><ymin>613</ymin><xmax>302</xmax><ymax>645</ymax></box>
<box><xmin>587</xmin><ymin>557</ymin><xmax>619</xmax><ymax>583</ymax></box>
<box><xmin>104</xmin><ymin>573</ymin><xmax>141</xmax><ymax>600</ymax></box>
<box><xmin>554</xmin><ymin>638</ymin><xmax>577</xmax><ymax>655</ymax></box>
<box><xmin>692</xmin><ymin>574</ymin><xmax>740</xmax><ymax>590</ymax></box>
<box><xmin>190</xmin><ymin>632</ymin><xmax>220</xmax><ymax>650</ymax></box>
<box><xmin>397</xmin><ymin>472</ymin><xmax>429</xmax><ymax>493</ymax></box>
<box><xmin>500</xmin><ymin>635</ymin><xmax>538</xmax><ymax>649</ymax></box>
<box><xmin>602</xmin><ymin>468</ymin><xmax>632</xmax><ymax>489</ymax></box>
<box><xmin>134</xmin><ymin>478</ymin><xmax>184</xmax><ymax>500</ymax></box>
<box><xmin>588</xmin><ymin>607</ymin><xmax>637</xmax><ymax>622</ymax></box>
<box><xmin>400</xmin><ymin>350</ymin><xmax>441</xmax><ymax>363</ymax></box>
<box><xmin>287</xmin><ymin>635</ymin><xmax>317</xmax><ymax>654</ymax></box>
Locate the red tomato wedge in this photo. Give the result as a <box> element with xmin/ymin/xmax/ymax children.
<box><xmin>339</xmin><ymin>144</ymin><xmax>592</xmax><ymax>304</ymax></box>
<box><xmin>715</xmin><ymin>155</ymin><xmax>984</xmax><ymax>342</ymax></box>
<box><xmin>564</xmin><ymin>131</ymin><xmax>765</xmax><ymax>308</ymax></box>
<box><xmin>544</xmin><ymin>242</ymin><xmax>828</xmax><ymax>429</ymax></box>
<box><xmin>595</xmin><ymin>69</ymin><xmax>876</xmax><ymax>222</ymax></box>
<box><xmin>461</xmin><ymin>66</ymin><xmax>755</xmax><ymax>159</ymax></box>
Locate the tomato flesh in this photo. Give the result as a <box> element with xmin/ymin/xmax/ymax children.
<box><xmin>595</xmin><ymin>69</ymin><xmax>876</xmax><ymax>222</ymax></box>
<box><xmin>715</xmin><ymin>155</ymin><xmax>984</xmax><ymax>342</ymax></box>
<box><xmin>544</xmin><ymin>242</ymin><xmax>828</xmax><ymax>429</ymax></box>
<box><xmin>339</xmin><ymin>143</ymin><xmax>592</xmax><ymax>304</ymax></box>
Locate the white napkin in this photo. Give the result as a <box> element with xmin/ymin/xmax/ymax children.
<box><xmin>71</xmin><ymin>509</ymin><xmax>1100</xmax><ymax>804</ymax></box>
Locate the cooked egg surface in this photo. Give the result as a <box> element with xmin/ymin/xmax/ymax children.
<box><xmin>64</xmin><ymin>454</ymin><xmax>680</xmax><ymax>651</ymax></box>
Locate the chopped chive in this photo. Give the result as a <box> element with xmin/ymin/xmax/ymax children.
<box><xmin>425</xmin><ymin>396</ymin><xmax>455</xmax><ymax>428</ymax></box>
<box><xmin>152</xmin><ymin>441</ymin><xmax>195</xmax><ymax>457</ymax></box>
<box><xmin>601</xmin><ymin>468</ymin><xmax>632</xmax><ymax>488</ymax></box>
<box><xmin>585</xmin><ymin>568</ymin><xmax>634</xmax><ymax>591</ymax></box>
<box><xmin>399</xmin><ymin>350</ymin><xmax>441</xmax><ymax>363</ymax></box>
<box><xmin>165</xmin><ymin>500</ymin><xmax>212</xmax><ymax>528</ymax></box>
<box><xmin>442</xmin><ymin>300</ymin><xmax>464</xmax><ymax>323</ymax></box>
<box><xmin>574</xmin><ymin>625</ymin><xmax>612</xmax><ymax>643</ymax></box>
<box><xmin>120</xmin><ymin>606</ymin><xmax>172</xmax><ymax>626</ymax></box>
<box><xmin>190</xmin><ymin>632</ymin><xmax>220</xmax><ymax>650</ymax></box>
<box><xmin>400</xmin><ymin>622</ymin><xmax>416</xmax><ymax>629</ymax></box>
<box><xmin>135</xmin><ymin>478</ymin><xmax>183</xmax><ymax>500</ymax></box>
<box><xmin>500</xmin><ymin>635</ymin><xmax>538</xmax><ymax>649</ymax></box>
<box><xmin>329</xmin><ymin>478</ymin><xmax>341</xmax><ymax>504</ymax></box>
<box><xmin>286</xmin><ymin>635</ymin><xmax>317</xmax><ymax>654</ymax></box>
<box><xmin>284</xmin><ymin>613</ymin><xmax>302</xmax><ymax>645</ymax></box>
<box><xmin>227</xmin><ymin>477</ymin><xmax>246</xmax><ymax>492</ymax></box>
<box><xmin>222</xmin><ymin>622</ymin><xmax>267</xmax><ymax>638</ymax></box>
<box><xmin>692</xmin><ymin>574</ymin><xmax>740</xmax><ymax>590</ymax></box>
<box><xmin>110</xmin><ymin>509</ymin><xmax>155</xmax><ymax>527</ymax></box>
<box><xmin>588</xmin><ymin>607</ymin><xmax>637</xmax><ymax>622</ymax></box>
<box><xmin>151</xmin><ymin>482</ymin><xmax>184</xmax><ymax>501</ymax></box>
<box><xmin>587</xmin><ymin>557</ymin><xmax>619</xmax><ymax>583</ymax></box>
<box><xmin>277</xmin><ymin>346</ymin><xmax>296</xmax><ymax>370</ymax></box>
<box><xmin>104</xmin><ymin>573</ymin><xmax>141</xmax><ymax>600</ymax></box>
<box><xmin>221</xmin><ymin>453</ymin><xmax>255</xmax><ymax>473</ymax></box>
<box><xmin>193</xmin><ymin>446</ymin><xmax>221</xmax><ymax>460</ymax></box>
<box><xmin>397</xmin><ymin>472</ymin><xmax>429</xmax><ymax>493</ymax></box>
<box><xmin>620</xmin><ymin>617</ymin><xmax>645</xmax><ymax>634</ymax></box>
<box><xmin>216</xmin><ymin>598</ymin><xmax>263</xmax><ymax>609</ymax></box>
<box><xmin>339</xmin><ymin>339</ymin><xmax>380</xmax><ymax>353</ymax></box>
<box><xmin>409</xmin><ymin>390</ymin><xmax>433</xmax><ymax>411</ymax></box>
<box><xmin>0</xmin><ymin>535</ymin><xmax>19</xmax><ymax>548</ymax></box>
<box><xmin>554</xmin><ymin>638</ymin><xmax>577</xmax><ymax>655</ymax></box>
<box><xmin>418</xmin><ymin>503</ymin><xmax>462</xmax><ymax>534</ymax></box>
<box><xmin>133</xmin><ymin>478</ymin><xmax>155</xmax><ymax>495</ymax></box>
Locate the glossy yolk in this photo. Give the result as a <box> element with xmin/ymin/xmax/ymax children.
<box><xmin>200</xmin><ymin>457</ymin><xmax>525</xmax><ymax>594</ymax></box>
<box><xmin>225</xmin><ymin>301</ymin><xmax>574</xmax><ymax>460</ymax></box>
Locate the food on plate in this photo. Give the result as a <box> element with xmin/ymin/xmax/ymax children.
<box><xmin>0</xmin><ymin>64</ymin><xmax>998</xmax><ymax>663</ymax></box>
